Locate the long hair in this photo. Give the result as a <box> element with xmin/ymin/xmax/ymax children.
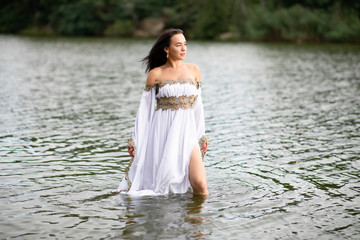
<box><xmin>142</xmin><ymin>28</ymin><xmax>184</xmax><ymax>73</ymax></box>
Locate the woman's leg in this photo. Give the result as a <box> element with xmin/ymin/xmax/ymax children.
<box><xmin>188</xmin><ymin>146</ymin><xmax>208</xmax><ymax>195</ymax></box>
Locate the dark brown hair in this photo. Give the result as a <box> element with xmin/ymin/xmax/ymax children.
<box><xmin>142</xmin><ymin>28</ymin><xmax>184</xmax><ymax>73</ymax></box>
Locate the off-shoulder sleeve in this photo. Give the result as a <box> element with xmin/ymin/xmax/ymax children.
<box><xmin>119</xmin><ymin>85</ymin><xmax>156</xmax><ymax>192</ymax></box>
<box><xmin>193</xmin><ymin>87</ymin><xmax>205</xmax><ymax>140</ymax></box>
<box><xmin>132</xmin><ymin>85</ymin><xmax>156</xmax><ymax>148</ymax></box>
<box><xmin>193</xmin><ymin>84</ymin><xmax>209</xmax><ymax>159</ymax></box>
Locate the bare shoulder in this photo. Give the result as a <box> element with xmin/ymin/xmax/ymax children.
<box><xmin>186</xmin><ymin>63</ymin><xmax>201</xmax><ymax>82</ymax></box>
<box><xmin>146</xmin><ymin>67</ymin><xmax>162</xmax><ymax>86</ymax></box>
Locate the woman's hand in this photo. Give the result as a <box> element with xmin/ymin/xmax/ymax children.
<box><xmin>199</xmin><ymin>135</ymin><xmax>209</xmax><ymax>160</ymax></box>
<box><xmin>127</xmin><ymin>138</ymin><xmax>136</xmax><ymax>158</ymax></box>
<box><xmin>128</xmin><ymin>147</ymin><xmax>135</xmax><ymax>158</ymax></box>
<box><xmin>201</xmin><ymin>141</ymin><xmax>208</xmax><ymax>156</ymax></box>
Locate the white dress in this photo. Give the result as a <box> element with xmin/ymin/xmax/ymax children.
<box><xmin>117</xmin><ymin>78</ymin><xmax>208</xmax><ymax>195</ymax></box>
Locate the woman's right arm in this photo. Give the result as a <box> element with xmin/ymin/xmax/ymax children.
<box><xmin>127</xmin><ymin>70</ymin><xmax>159</xmax><ymax>158</ymax></box>
<box><xmin>146</xmin><ymin>67</ymin><xmax>160</xmax><ymax>87</ymax></box>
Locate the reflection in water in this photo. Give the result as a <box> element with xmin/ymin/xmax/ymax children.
<box><xmin>185</xmin><ymin>195</ymin><xmax>206</xmax><ymax>224</ymax></box>
<box><xmin>185</xmin><ymin>195</ymin><xmax>208</xmax><ymax>239</ymax></box>
<box><xmin>119</xmin><ymin>193</ymin><xmax>208</xmax><ymax>239</ymax></box>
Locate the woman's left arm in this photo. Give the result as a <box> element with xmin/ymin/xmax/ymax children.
<box><xmin>194</xmin><ymin>91</ymin><xmax>209</xmax><ymax>159</ymax></box>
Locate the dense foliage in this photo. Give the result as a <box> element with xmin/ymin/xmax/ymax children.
<box><xmin>0</xmin><ymin>0</ymin><xmax>359</xmax><ymax>42</ymax></box>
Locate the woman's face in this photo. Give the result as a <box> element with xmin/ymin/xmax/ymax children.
<box><xmin>166</xmin><ymin>33</ymin><xmax>187</xmax><ymax>60</ymax></box>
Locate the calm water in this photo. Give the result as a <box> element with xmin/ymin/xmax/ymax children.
<box><xmin>0</xmin><ymin>35</ymin><xmax>359</xmax><ymax>239</ymax></box>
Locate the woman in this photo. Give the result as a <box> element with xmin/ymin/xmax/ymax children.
<box><xmin>118</xmin><ymin>28</ymin><xmax>209</xmax><ymax>195</ymax></box>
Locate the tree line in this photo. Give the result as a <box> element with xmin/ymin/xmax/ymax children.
<box><xmin>1</xmin><ymin>0</ymin><xmax>359</xmax><ymax>43</ymax></box>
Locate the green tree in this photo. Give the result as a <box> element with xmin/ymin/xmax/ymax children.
<box><xmin>49</xmin><ymin>0</ymin><xmax>107</xmax><ymax>36</ymax></box>
<box><xmin>192</xmin><ymin>0</ymin><xmax>229</xmax><ymax>39</ymax></box>
<box><xmin>0</xmin><ymin>0</ymin><xmax>35</xmax><ymax>32</ymax></box>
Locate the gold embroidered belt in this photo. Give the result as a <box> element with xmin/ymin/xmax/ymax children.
<box><xmin>156</xmin><ymin>95</ymin><xmax>198</xmax><ymax>111</ymax></box>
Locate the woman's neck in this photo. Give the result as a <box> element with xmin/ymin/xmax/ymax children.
<box><xmin>166</xmin><ymin>58</ymin><xmax>183</xmax><ymax>69</ymax></box>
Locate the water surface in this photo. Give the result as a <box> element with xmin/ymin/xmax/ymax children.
<box><xmin>0</xmin><ymin>36</ymin><xmax>359</xmax><ymax>239</ymax></box>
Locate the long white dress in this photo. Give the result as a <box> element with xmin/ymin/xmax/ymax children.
<box><xmin>117</xmin><ymin>78</ymin><xmax>208</xmax><ymax>195</ymax></box>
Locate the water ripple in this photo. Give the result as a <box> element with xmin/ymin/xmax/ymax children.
<box><xmin>0</xmin><ymin>36</ymin><xmax>359</xmax><ymax>239</ymax></box>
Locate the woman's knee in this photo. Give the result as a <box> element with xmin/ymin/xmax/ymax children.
<box><xmin>191</xmin><ymin>178</ymin><xmax>208</xmax><ymax>194</ymax></box>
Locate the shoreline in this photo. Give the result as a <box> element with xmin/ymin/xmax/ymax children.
<box><xmin>2</xmin><ymin>32</ymin><xmax>360</xmax><ymax>45</ymax></box>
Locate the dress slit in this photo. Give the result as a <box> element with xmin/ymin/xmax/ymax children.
<box><xmin>118</xmin><ymin>79</ymin><xmax>208</xmax><ymax>195</ymax></box>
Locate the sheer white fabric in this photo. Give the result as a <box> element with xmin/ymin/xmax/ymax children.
<box><xmin>117</xmin><ymin>79</ymin><xmax>206</xmax><ymax>196</ymax></box>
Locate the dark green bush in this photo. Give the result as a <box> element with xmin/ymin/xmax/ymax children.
<box><xmin>104</xmin><ymin>20</ymin><xmax>133</xmax><ymax>37</ymax></box>
<box><xmin>49</xmin><ymin>0</ymin><xmax>106</xmax><ymax>36</ymax></box>
<box><xmin>0</xmin><ymin>1</ymin><xmax>34</xmax><ymax>32</ymax></box>
<box><xmin>191</xmin><ymin>0</ymin><xmax>228</xmax><ymax>39</ymax></box>
<box><xmin>0</xmin><ymin>0</ymin><xmax>359</xmax><ymax>42</ymax></box>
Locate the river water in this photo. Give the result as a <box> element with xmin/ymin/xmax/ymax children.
<box><xmin>0</xmin><ymin>35</ymin><xmax>359</xmax><ymax>239</ymax></box>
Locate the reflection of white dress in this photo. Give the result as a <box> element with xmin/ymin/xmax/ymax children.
<box><xmin>117</xmin><ymin>78</ymin><xmax>208</xmax><ymax>195</ymax></box>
